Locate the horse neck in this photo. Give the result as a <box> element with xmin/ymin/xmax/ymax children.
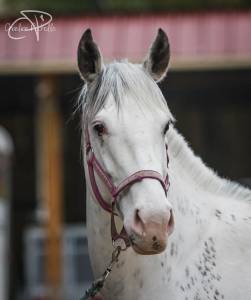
<box><xmin>167</xmin><ymin>127</ymin><xmax>251</xmax><ymax>203</ymax></box>
<box><xmin>166</xmin><ymin>127</ymin><xmax>251</xmax><ymax>257</ymax></box>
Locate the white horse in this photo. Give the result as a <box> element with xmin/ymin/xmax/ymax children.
<box><xmin>77</xmin><ymin>28</ymin><xmax>251</xmax><ymax>300</ymax></box>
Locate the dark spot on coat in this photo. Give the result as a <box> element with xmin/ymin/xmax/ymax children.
<box><xmin>197</xmin><ymin>265</ymin><xmax>202</xmax><ymax>271</ymax></box>
<box><xmin>166</xmin><ymin>266</ymin><xmax>172</xmax><ymax>280</ymax></box>
<box><xmin>231</xmin><ymin>214</ymin><xmax>236</xmax><ymax>221</ymax></box>
<box><xmin>209</xmin><ymin>237</ymin><xmax>215</xmax><ymax>245</ymax></box>
<box><xmin>170</xmin><ymin>242</ymin><xmax>175</xmax><ymax>256</ymax></box>
<box><xmin>205</xmin><ymin>248</ymin><xmax>210</xmax><ymax>255</ymax></box>
<box><xmin>215</xmin><ymin>209</ymin><xmax>222</xmax><ymax>219</ymax></box>
<box><xmin>205</xmin><ymin>265</ymin><xmax>211</xmax><ymax>272</ymax></box>
<box><xmin>210</xmin><ymin>246</ymin><xmax>216</xmax><ymax>253</ymax></box>
<box><xmin>216</xmin><ymin>274</ymin><xmax>222</xmax><ymax>281</ymax></box>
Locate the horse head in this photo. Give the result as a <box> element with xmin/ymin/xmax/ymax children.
<box><xmin>78</xmin><ymin>28</ymin><xmax>174</xmax><ymax>255</ymax></box>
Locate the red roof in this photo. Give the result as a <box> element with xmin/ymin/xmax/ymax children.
<box><xmin>0</xmin><ymin>11</ymin><xmax>251</xmax><ymax>73</ymax></box>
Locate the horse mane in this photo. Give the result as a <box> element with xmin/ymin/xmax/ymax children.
<box><xmin>168</xmin><ymin>127</ymin><xmax>251</xmax><ymax>202</ymax></box>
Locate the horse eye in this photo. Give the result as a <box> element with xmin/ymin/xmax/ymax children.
<box><xmin>93</xmin><ymin>123</ymin><xmax>106</xmax><ymax>137</ymax></box>
<box><xmin>163</xmin><ymin>122</ymin><xmax>170</xmax><ymax>135</ymax></box>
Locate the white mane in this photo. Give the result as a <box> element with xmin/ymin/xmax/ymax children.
<box><xmin>168</xmin><ymin>127</ymin><xmax>251</xmax><ymax>202</ymax></box>
<box><xmin>78</xmin><ymin>61</ymin><xmax>174</xmax><ymax>125</ymax></box>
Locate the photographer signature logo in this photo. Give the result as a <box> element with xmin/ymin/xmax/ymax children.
<box><xmin>5</xmin><ymin>10</ymin><xmax>55</xmax><ymax>41</ymax></box>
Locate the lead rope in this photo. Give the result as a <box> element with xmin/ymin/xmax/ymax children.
<box><xmin>80</xmin><ymin>203</ymin><xmax>130</xmax><ymax>300</ymax></box>
<box><xmin>79</xmin><ymin>246</ymin><xmax>121</xmax><ymax>300</ymax></box>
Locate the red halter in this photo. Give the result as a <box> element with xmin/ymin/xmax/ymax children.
<box><xmin>85</xmin><ymin>128</ymin><xmax>170</xmax><ymax>249</ymax></box>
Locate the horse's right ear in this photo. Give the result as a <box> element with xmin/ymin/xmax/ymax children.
<box><xmin>77</xmin><ymin>29</ymin><xmax>103</xmax><ymax>83</ymax></box>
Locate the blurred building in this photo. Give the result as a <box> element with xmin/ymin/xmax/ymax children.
<box><xmin>0</xmin><ymin>11</ymin><xmax>251</xmax><ymax>300</ymax></box>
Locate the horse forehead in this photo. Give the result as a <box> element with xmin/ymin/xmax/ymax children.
<box><xmin>100</xmin><ymin>93</ymin><xmax>166</xmax><ymax>129</ymax></box>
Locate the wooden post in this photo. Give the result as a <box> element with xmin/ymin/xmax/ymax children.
<box><xmin>36</xmin><ymin>75</ymin><xmax>63</xmax><ymax>300</ymax></box>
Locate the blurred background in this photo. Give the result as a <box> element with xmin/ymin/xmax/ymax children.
<box><xmin>0</xmin><ymin>0</ymin><xmax>250</xmax><ymax>299</ymax></box>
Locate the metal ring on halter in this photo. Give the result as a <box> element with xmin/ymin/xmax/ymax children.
<box><xmin>112</xmin><ymin>237</ymin><xmax>128</xmax><ymax>251</ymax></box>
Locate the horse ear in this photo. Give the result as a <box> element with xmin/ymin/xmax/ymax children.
<box><xmin>77</xmin><ymin>29</ymin><xmax>103</xmax><ymax>83</ymax></box>
<box><xmin>143</xmin><ymin>28</ymin><xmax>170</xmax><ymax>82</ymax></box>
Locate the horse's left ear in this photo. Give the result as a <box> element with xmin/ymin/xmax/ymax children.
<box><xmin>143</xmin><ymin>28</ymin><xmax>170</xmax><ymax>82</ymax></box>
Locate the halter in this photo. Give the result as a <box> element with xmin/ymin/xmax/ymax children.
<box><xmin>85</xmin><ymin>127</ymin><xmax>170</xmax><ymax>250</ymax></box>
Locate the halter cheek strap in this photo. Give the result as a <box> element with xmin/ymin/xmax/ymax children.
<box><xmin>85</xmin><ymin>128</ymin><xmax>170</xmax><ymax>249</ymax></box>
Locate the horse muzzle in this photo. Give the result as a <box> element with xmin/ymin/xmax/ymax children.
<box><xmin>128</xmin><ymin>209</ymin><xmax>174</xmax><ymax>255</ymax></box>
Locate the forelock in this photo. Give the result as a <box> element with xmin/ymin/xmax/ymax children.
<box><xmin>78</xmin><ymin>61</ymin><xmax>173</xmax><ymax>127</ymax></box>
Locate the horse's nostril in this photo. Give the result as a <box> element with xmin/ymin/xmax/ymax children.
<box><xmin>132</xmin><ymin>209</ymin><xmax>145</xmax><ymax>236</ymax></box>
<box><xmin>134</xmin><ymin>209</ymin><xmax>143</xmax><ymax>225</ymax></box>
<box><xmin>135</xmin><ymin>209</ymin><xmax>141</xmax><ymax>224</ymax></box>
<box><xmin>167</xmin><ymin>210</ymin><xmax>174</xmax><ymax>234</ymax></box>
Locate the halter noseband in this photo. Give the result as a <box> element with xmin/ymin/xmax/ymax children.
<box><xmin>85</xmin><ymin>128</ymin><xmax>170</xmax><ymax>250</ymax></box>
